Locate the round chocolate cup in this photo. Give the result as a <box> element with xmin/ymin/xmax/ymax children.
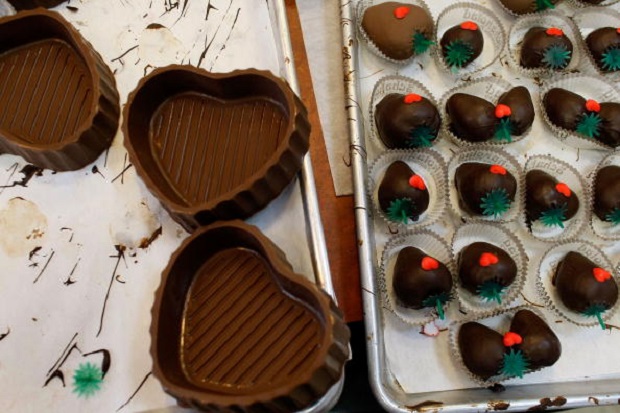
<box><xmin>380</xmin><ymin>230</ymin><xmax>455</xmax><ymax>325</ymax></box>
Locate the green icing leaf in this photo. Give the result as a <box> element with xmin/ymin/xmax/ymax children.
<box><xmin>413</xmin><ymin>32</ymin><xmax>434</xmax><ymax>55</ymax></box>
<box><xmin>541</xmin><ymin>44</ymin><xmax>571</xmax><ymax>70</ymax></box>
<box><xmin>576</xmin><ymin>112</ymin><xmax>602</xmax><ymax>138</ymax></box>
<box><xmin>539</xmin><ymin>203</ymin><xmax>567</xmax><ymax>228</ymax></box>
<box><xmin>407</xmin><ymin>125</ymin><xmax>436</xmax><ymax>148</ymax></box>
<box><xmin>501</xmin><ymin>349</ymin><xmax>529</xmax><ymax>379</ymax></box>
<box><xmin>601</xmin><ymin>48</ymin><xmax>620</xmax><ymax>72</ymax></box>
<box><xmin>422</xmin><ymin>291</ymin><xmax>453</xmax><ymax>320</ymax></box>
<box><xmin>535</xmin><ymin>0</ymin><xmax>555</xmax><ymax>11</ymax></box>
<box><xmin>387</xmin><ymin>198</ymin><xmax>416</xmax><ymax>224</ymax></box>
<box><xmin>476</xmin><ymin>281</ymin><xmax>504</xmax><ymax>303</ymax></box>
<box><xmin>583</xmin><ymin>304</ymin><xmax>608</xmax><ymax>330</ymax></box>
<box><xmin>480</xmin><ymin>188</ymin><xmax>511</xmax><ymax>218</ymax></box>
<box><xmin>73</xmin><ymin>362</ymin><xmax>103</xmax><ymax>398</ymax></box>
<box><xmin>605</xmin><ymin>207</ymin><xmax>620</xmax><ymax>225</ymax></box>
<box><xmin>444</xmin><ymin>40</ymin><xmax>474</xmax><ymax>69</ymax></box>
<box><xmin>493</xmin><ymin>118</ymin><xmax>514</xmax><ymax>142</ymax></box>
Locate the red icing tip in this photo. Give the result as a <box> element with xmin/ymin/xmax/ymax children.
<box><xmin>479</xmin><ymin>252</ymin><xmax>499</xmax><ymax>267</ymax></box>
<box><xmin>593</xmin><ymin>267</ymin><xmax>612</xmax><ymax>283</ymax></box>
<box><xmin>404</xmin><ymin>93</ymin><xmax>423</xmax><ymax>104</ymax></box>
<box><xmin>586</xmin><ymin>99</ymin><xmax>601</xmax><ymax>113</ymax></box>
<box><xmin>394</xmin><ymin>6</ymin><xmax>410</xmax><ymax>19</ymax></box>
<box><xmin>490</xmin><ymin>164</ymin><xmax>507</xmax><ymax>175</ymax></box>
<box><xmin>409</xmin><ymin>174</ymin><xmax>426</xmax><ymax>190</ymax></box>
<box><xmin>617</xmin><ymin>28</ymin><xmax>620</xmax><ymax>34</ymax></box>
<box><xmin>503</xmin><ymin>332</ymin><xmax>523</xmax><ymax>347</ymax></box>
<box><xmin>421</xmin><ymin>256</ymin><xmax>439</xmax><ymax>271</ymax></box>
<box><xmin>546</xmin><ymin>27</ymin><xmax>564</xmax><ymax>37</ymax></box>
<box><xmin>555</xmin><ymin>183</ymin><xmax>571</xmax><ymax>197</ymax></box>
<box><xmin>460</xmin><ymin>21</ymin><xmax>478</xmax><ymax>31</ymax></box>
<box><xmin>495</xmin><ymin>104</ymin><xmax>512</xmax><ymax>119</ymax></box>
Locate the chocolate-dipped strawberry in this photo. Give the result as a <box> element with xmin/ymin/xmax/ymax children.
<box><xmin>496</xmin><ymin>86</ymin><xmax>535</xmax><ymax>138</ymax></box>
<box><xmin>577</xmin><ymin>0</ymin><xmax>604</xmax><ymax>3</ymax></box>
<box><xmin>543</xmin><ymin>88</ymin><xmax>586</xmax><ymax>131</ymax></box>
<box><xmin>586</xmin><ymin>27</ymin><xmax>620</xmax><ymax>72</ymax></box>
<box><xmin>520</xmin><ymin>27</ymin><xmax>573</xmax><ymax>70</ymax></box>
<box><xmin>455</xmin><ymin>163</ymin><xmax>517</xmax><ymax>218</ymax></box>
<box><xmin>526</xmin><ymin>170</ymin><xmax>579</xmax><ymax>228</ymax></box>
<box><xmin>598</xmin><ymin>102</ymin><xmax>620</xmax><ymax>148</ymax></box>
<box><xmin>378</xmin><ymin>161</ymin><xmax>429</xmax><ymax>224</ymax></box>
<box><xmin>392</xmin><ymin>247</ymin><xmax>453</xmax><ymax>318</ymax></box>
<box><xmin>594</xmin><ymin>165</ymin><xmax>620</xmax><ymax>224</ymax></box>
<box><xmin>510</xmin><ymin>309</ymin><xmax>561</xmax><ymax>370</ymax></box>
<box><xmin>458</xmin><ymin>242</ymin><xmax>517</xmax><ymax>303</ymax></box>
<box><xmin>553</xmin><ymin>251</ymin><xmax>619</xmax><ymax>329</ymax></box>
<box><xmin>458</xmin><ymin>322</ymin><xmax>506</xmax><ymax>379</ymax></box>
<box><xmin>375</xmin><ymin>93</ymin><xmax>441</xmax><ymax>149</ymax></box>
<box><xmin>446</xmin><ymin>93</ymin><xmax>496</xmax><ymax>142</ymax></box>
<box><xmin>440</xmin><ymin>21</ymin><xmax>484</xmax><ymax>70</ymax></box>
<box><xmin>498</xmin><ymin>0</ymin><xmax>560</xmax><ymax>15</ymax></box>
<box><xmin>361</xmin><ymin>2</ymin><xmax>434</xmax><ymax>61</ymax></box>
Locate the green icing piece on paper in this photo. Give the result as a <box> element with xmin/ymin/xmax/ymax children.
<box><xmin>73</xmin><ymin>362</ymin><xmax>103</xmax><ymax>398</ymax></box>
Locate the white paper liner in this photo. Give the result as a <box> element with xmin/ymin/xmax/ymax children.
<box><xmin>448</xmin><ymin>305</ymin><xmax>556</xmax><ymax>387</ymax></box>
<box><xmin>369</xmin><ymin>149</ymin><xmax>448</xmax><ymax>229</ymax></box>
<box><xmin>494</xmin><ymin>0</ymin><xmax>565</xmax><ymax>17</ymax></box>
<box><xmin>434</xmin><ymin>3</ymin><xmax>505</xmax><ymax>76</ymax></box>
<box><xmin>537</xmin><ymin>240</ymin><xmax>620</xmax><ymax>327</ymax></box>
<box><xmin>539</xmin><ymin>73</ymin><xmax>620</xmax><ymax>150</ymax></box>
<box><xmin>369</xmin><ymin>75</ymin><xmax>443</xmax><ymax>153</ymax></box>
<box><xmin>523</xmin><ymin>155</ymin><xmax>589</xmax><ymax>242</ymax></box>
<box><xmin>507</xmin><ymin>11</ymin><xmax>583</xmax><ymax>77</ymax></box>
<box><xmin>573</xmin><ymin>7</ymin><xmax>620</xmax><ymax>80</ymax></box>
<box><xmin>356</xmin><ymin>0</ymin><xmax>435</xmax><ymax>65</ymax></box>
<box><xmin>569</xmin><ymin>0</ymin><xmax>620</xmax><ymax>8</ymax></box>
<box><xmin>439</xmin><ymin>76</ymin><xmax>532</xmax><ymax>147</ymax></box>
<box><xmin>451</xmin><ymin>222</ymin><xmax>528</xmax><ymax>316</ymax></box>
<box><xmin>447</xmin><ymin>146</ymin><xmax>524</xmax><ymax>223</ymax></box>
<box><xmin>591</xmin><ymin>152</ymin><xmax>620</xmax><ymax>239</ymax></box>
<box><xmin>380</xmin><ymin>230</ymin><xmax>456</xmax><ymax>325</ymax></box>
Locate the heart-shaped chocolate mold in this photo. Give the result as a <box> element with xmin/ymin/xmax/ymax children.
<box><xmin>123</xmin><ymin>66</ymin><xmax>309</xmax><ymax>231</ymax></box>
<box><xmin>594</xmin><ymin>165</ymin><xmax>620</xmax><ymax>223</ymax></box>
<box><xmin>150</xmin><ymin>220</ymin><xmax>350</xmax><ymax>411</ymax></box>
<box><xmin>525</xmin><ymin>170</ymin><xmax>579</xmax><ymax>226</ymax></box>
<box><xmin>510</xmin><ymin>309</ymin><xmax>561</xmax><ymax>370</ymax></box>
<box><xmin>520</xmin><ymin>27</ymin><xmax>573</xmax><ymax>70</ymax></box>
<box><xmin>446</xmin><ymin>93</ymin><xmax>497</xmax><ymax>142</ymax></box>
<box><xmin>392</xmin><ymin>246</ymin><xmax>452</xmax><ymax>310</ymax></box>
<box><xmin>0</xmin><ymin>9</ymin><xmax>120</xmax><ymax>171</ymax></box>
<box><xmin>378</xmin><ymin>161</ymin><xmax>429</xmax><ymax>223</ymax></box>
<box><xmin>543</xmin><ymin>88</ymin><xmax>586</xmax><ymax>131</ymax></box>
<box><xmin>361</xmin><ymin>2</ymin><xmax>434</xmax><ymax>61</ymax></box>
<box><xmin>458</xmin><ymin>322</ymin><xmax>505</xmax><ymax>379</ymax></box>
<box><xmin>497</xmin><ymin>86</ymin><xmax>535</xmax><ymax>136</ymax></box>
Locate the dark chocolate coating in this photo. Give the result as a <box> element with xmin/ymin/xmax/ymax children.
<box><xmin>378</xmin><ymin>161</ymin><xmax>429</xmax><ymax>218</ymax></box>
<box><xmin>586</xmin><ymin>27</ymin><xmax>620</xmax><ymax>72</ymax></box>
<box><xmin>375</xmin><ymin>93</ymin><xmax>441</xmax><ymax>149</ymax></box>
<box><xmin>446</xmin><ymin>93</ymin><xmax>497</xmax><ymax>142</ymax></box>
<box><xmin>498</xmin><ymin>0</ymin><xmax>560</xmax><ymax>14</ymax></box>
<box><xmin>440</xmin><ymin>24</ymin><xmax>484</xmax><ymax>68</ymax></box>
<box><xmin>525</xmin><ymin>170</ymin><xmax>579</xmax><ymax>223</ymax></box>
<box><xmin>497</xmin><ymin>86</ymin><xmax>535</xmax><ymax>135</ymax></box>
<box><xmin>543</xmin><ymin>88</ymin><xmax>586</xmax><ymax>131</ymax></box>
<box><xmin>520</xmin><ymin>27</ymin><xmax>573</xmax><ymax>69</ymax></box>
<box><xmin>361</xmin><ymin>2</ymin><xmax>434</xmax><ymax>60</ymax></box>
<box><xmin>594</xmin><ymin>166</ymin><xmax>620</xmax><ymax>221</ymax></box>
<box><xmin>578</xmin><ymin>0</ymin><xmax>605</xmax><ymax>4</ymax></box>
<box><xmin>454</xmin><ymin>163</ymin><xmax>517</xmax><ymax>216</ymax></box>
<box><xmin>458</xmin><ymin>242</ymin><xmax>518</xmax><ymax>294</ymax></box>
<box><xmin>458</xmin><ymin>322</ymin><xmax>506</xmax><ymax>379</ymax></box>
<box><xmin>510</xmin><ymin>309</ymin><xmax>561</xmax><ymax>370</ymax></box>
<box><xmin>392</xmin><ymin>246</ymin><xmax>453</xmax><ymax>309</ymax></box>
<box><xmin>598</xmin><ymin>102</ymin><xmax>620</xmax><ymax>148</ymax></box>
<box><xmin>7</xmin><ymin>0</ymin><xmax>66</xmax><ymax>9</ymax></box>
<box><xmin>552</xmin><ymin>251</ymin><xmax>619</xmax><ymax>313</ymax></box>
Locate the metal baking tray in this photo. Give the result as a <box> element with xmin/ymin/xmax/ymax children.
<box><xmin>0</xmin><ymin>0</ymin><xmax>344</xmax><ymax>411</ymax></box>
<box><xmin>341</xmin><ymin>0</ymin><xmax>620</xmax><ymax>411</ymax></box>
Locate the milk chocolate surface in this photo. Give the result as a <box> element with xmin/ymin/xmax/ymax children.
<box><xmin>150</xmin><ymin>221</ymin><xmax>350</xmax><ymax>411</ymax></box>
<box><xmin>0</xmin><ymin>9</ymin><xmax>119</xmax><ymax>171</ymax></box>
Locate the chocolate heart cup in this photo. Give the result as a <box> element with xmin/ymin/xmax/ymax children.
<box><xmin>150</xmin><ymin>220</ymin><xmax>350</xmax><ymax>412</ymax></box>
<box><xmin>123</xmin><ymin>65</ymin><xmax>310</xmax><ymax>231</ymax></box>
<box><xmin>0</xmin><ymin>9</ymin><xmax>120</xmax><ymax>171</ymax></box>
